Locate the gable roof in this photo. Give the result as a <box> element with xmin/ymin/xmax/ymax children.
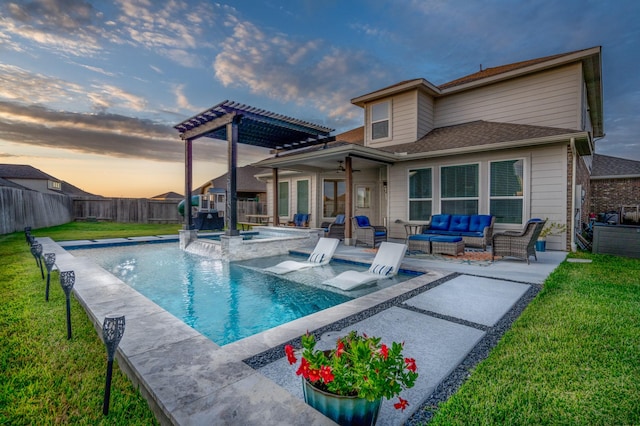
<box><xmin>195</xmin><ymin>165</ymin><xmax>268</xmax><ymax>194</ymax></box>
<box><xmin>592</xmin><ymin>154</ymin><xmax>640</xmax><ymax>178</ymax></box>
<box><xmin>151</xmin><ymin>191</ymin><xmax>183</xmax><ymax>199</ymax></box>
<box><xmin>376</xmin><ymin>120</ymin><xmax>585</xmax><ymax>156</ymax></box>
<box><xmin>351</xmin><ymin>47</ymin><xmax>603</xmax><ymax>138</ymax></box>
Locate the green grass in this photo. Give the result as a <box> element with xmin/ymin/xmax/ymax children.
<box><xmin>0</xmin><ymin>223</ymin><xmax>171</xmax><ymax>425</ymax></box>
<box><xmin>427</xmin><ymin>252</ymin><xmax>640</xmax><ymax>425</ymax></box>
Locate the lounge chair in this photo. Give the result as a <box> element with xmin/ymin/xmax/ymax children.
<box><xmin>264</xmin><ymin>238</ymin><xmax>339</xmax><ymax>274</ymax></box>
<box><xmin>323</xmin><ymin>241</ymin><xmax>407</xmax><ymax>291</ymax></box>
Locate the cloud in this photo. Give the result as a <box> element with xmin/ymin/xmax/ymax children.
<box><xmin>0</xmin><ymin>0</ymin><xmax>104</xmax><ymax>56</ymax></box>
<box><xmin>173</xmin><ymin>84</ymin><xmax>200</xmax><ymax>112</ymax></box>
<box><xmin>0</xmin><ymin>64</ymin><xmax>86</xmax><ymax>105</ymax></box>
<box><xmin>213</xmin><ymin>16</ymin><xmax>390</xmax><ymax>129</ymax></box>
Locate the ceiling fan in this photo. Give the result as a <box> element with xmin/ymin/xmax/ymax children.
<box><xmin>336</xmin><ymin>160</ymin><xmax>360</xmax><ymax>173</ymax></box>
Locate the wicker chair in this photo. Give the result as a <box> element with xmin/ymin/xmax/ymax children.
<box><xmin>492</xmin><ymin>219</ymin><xmax>546</xmax><ymax>264</ymax></box>
<box><xmin>320</xmin><ymin>214</ymin><xmax>346</xmax><ymax>240</ymax></box>
<box><xmin>352</xmin><ymin>216</ymin><xmax>387</xmax><ymax>248</ymax></box>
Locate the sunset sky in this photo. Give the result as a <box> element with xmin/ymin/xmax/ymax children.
<box><xmin>1</xmin><ymin>0</ymin><xmax>639</xmax><ymax>197</ymax></box>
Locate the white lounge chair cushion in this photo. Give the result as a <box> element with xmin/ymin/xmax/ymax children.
<box><xmin>323</xmin><ymin>242</ymin><xmax>407</xmax><ymax>291</ymax></box>
<box><xmin>264</xmin><ymin>238</ymin><xmax>339</xmax><ymax>275</ymax></box>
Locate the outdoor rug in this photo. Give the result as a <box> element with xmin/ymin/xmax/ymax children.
<box><xmin>407</xmin><ymin>249</ymin><xmax>498</xmax><ymax>266</ymax></box>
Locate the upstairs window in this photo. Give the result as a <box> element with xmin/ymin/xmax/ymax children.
<box><xmin>47</xmin><ymin>180</ymin><xmax>61</xmax><ymax>191</ymax></box>
<box><xmin>371</xmin><ymin>101</ymin><xmax>390</xmax><ymax>140</ymax></box>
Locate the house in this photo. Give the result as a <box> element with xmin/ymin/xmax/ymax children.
<box><xmin>150</xmin><ymin>191</ymin><xmax>184</xmax><ymax>200</ymax></box>
<box><xmin>252</xmin><ymin>46</ymin><xmax>603</xmax><ymax>251</ymax></box>
<box><xmin>193</xmin><ymin>165</ymin><xmax>267</xmax><ymax>202</ymax></box>
<box><xmin>0</xmin><ymin>164</ymin><xmax>95</xmax><ymax>197</ymax></box>
<box><xmin>590</xmin><ymin>154</ymin><xmax>640</xmax><ymax>223</ymax></box>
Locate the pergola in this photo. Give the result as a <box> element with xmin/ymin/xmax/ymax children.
<box><xmin>174</xmin><ymin>100</ymin><xmax>335</xmax><ymax>235</ymax></box>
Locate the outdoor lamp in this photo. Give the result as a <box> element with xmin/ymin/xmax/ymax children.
<box><xmin>30</xmin><ymin>242</ymin><xmax>44</xmax><ymax>279</ymax></box>
<box><xmin>102</xmin><ymin>314</ymin><xmax>125</xmax><ymax>415</ymax></box>
<box><xmin>43</xmin><ymin>253</ymin><xmax>56</xmax><ymax>301</ymax></box>
<box><xmin>59</xmin><ymin>270</ymin><xmax>75</xmax><ymax>339</ymax></box>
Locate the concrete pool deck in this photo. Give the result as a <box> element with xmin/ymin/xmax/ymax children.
<box><xmin>41</xmin><ymin>236</ymin><xmax>566</xmax><ymax>425</ymax></box>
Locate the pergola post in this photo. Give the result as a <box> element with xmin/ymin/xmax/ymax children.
<box><xmin>226</xmin><ymin>116</ymin><xmax>241</xmax><ymax>236</ymax></box>
<box><xmin>184</xmin><ymin>138</ymin><xmax>193</xmax><ymax>230</ymax></box>
<box><xmin>345</xmin><ymin>156</ymin><xmax>353</xmax><ymax>244</ymax></box>
<box><xmin>272</xmin><ymin>168</ymin><xmax>279</xmax><ymax>226</ymax></box>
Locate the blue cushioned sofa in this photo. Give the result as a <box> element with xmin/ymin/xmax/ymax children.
<box><xmin>422</xmin><ymin>214</ymin><xmax>495</xmax><ymax>249</ymax></box>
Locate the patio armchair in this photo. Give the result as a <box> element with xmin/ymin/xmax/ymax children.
<box><xmin>352</xmin><ymin>215</ymin><xmax>387</xmax><ymax>248</ymax></box>
<box><xmin>492</xmin><ymin>219</ymin><xmax>546</xmax><ymax>264</ymax></box>
<box><xmin>286</xmin><ymin>213</ymin><xmax>310</xmax><ymax>227</ymax></box>
<box><xmin>320</xmin><ymin>214</ymin><xmax>346</xmax><ymax>240</ymax></box>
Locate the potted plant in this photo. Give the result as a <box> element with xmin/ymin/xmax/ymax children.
<box><xmin>536</xmin><ymin>221</ymin><xmax>567</xmax><ymax>252</ymax></box>
<box><xmin>285</xmin><ymin>330</ymin><xmax>418</xmax><ymax>426</ymax></box>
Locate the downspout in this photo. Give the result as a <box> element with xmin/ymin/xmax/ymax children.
<box><xmin>570</xmin><ymin>138</ymin><xmax>577</xmax><ymax>252</ymax></box>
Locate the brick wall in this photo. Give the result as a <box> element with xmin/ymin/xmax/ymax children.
<box><xmin>591</xmin><ymin>177</ymin><xmax>640</xmax><ymax>214</ymax></box>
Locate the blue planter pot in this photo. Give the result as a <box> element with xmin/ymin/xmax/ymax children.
<box><xmin>535</xmin><ymin>240</ymin><xmax>546</xmax><ymax>252</ymax></box>
<box><xmin>302</xmin><ymin>379</ymin><xmax>382</xmax><ymax>426</ymax></box>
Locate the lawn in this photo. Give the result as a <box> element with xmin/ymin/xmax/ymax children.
<box><xmin>427</xmin><ymin>251</ymin><xmax>640</xmax><ymax>425</ymax></box>
<box><xmin>2</xmin><ymin>222</ymin><xmax>639</xmax><ymax>424</ymax></box>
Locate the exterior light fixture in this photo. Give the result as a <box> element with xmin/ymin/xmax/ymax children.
<box><xmin>43</xmin><ymin>253</ymin><xmax>56</xmax><ymax>301</ymax></box>
<box><xmin>102</xmin><ymin>314</ymin><xmax>125</xmax><ymax>415</ymax></box>
<box><xmin>30</xmin><ymin>242</ymin><xmax>44</xmax><ymax>279</ymax></box>
<box><xmin>59</xmin><ymin>271</ymin><xmax>75</xmax><ymax>339</ymax></box>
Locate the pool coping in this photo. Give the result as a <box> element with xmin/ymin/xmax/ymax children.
<box><xmin>41</xmin><ymin>237</ymin><xmax>450</xmax><ymax>425</ymax></box>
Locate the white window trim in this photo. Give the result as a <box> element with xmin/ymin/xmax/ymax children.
<box><xmin>369</xmin><ymin>100</ymin><xmax>392</xmax><ymax>142</ymax></box>
<box><xmin>488</xmin><ymin>158</ymin><xmax>526</xmax><ymax>225</ymax></box>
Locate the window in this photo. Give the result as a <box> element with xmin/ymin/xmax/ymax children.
<box><xmin>356</xmin><ymin>185</ymin><xmax>371</xmax><ymax>208</ymax></box>
<box><xmin>441</xmin><ymin>164</ymin><xmax>478</xmax><ymax>215</ymax></box>
<box><xmin>490</xmin><ymin>159</ymin><xmax>524</xmax><ymax>223</ymax></box>
<box><xmin>296</xmin><ymin>180</ymin><xmax>309</xmax><ymax>214</ymax></box>
<box><xmin>323</xmin><ymin>179</ymin><xmax>346</xmax><ymax>218</ymax></box>
<box><xmin>371</xmin><ymin>101</ymin><xmax>389</xmax><ymax>140</ymax></box>
<box><xmin>278</xmin><ymin>181</ymin><xmax>289</xmax><ymax>217</ymax></box>
<box><xmin>408</xmin><ymin>168</ymin><xmax>432</xmax><ymax>221</ymax></box>
<box><xmin>47</xmin><ymin>180</ymin><xmax>61</xmax><ymax>191</ymax></box>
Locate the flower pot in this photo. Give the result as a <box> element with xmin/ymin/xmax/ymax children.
<box><xmin>302</xmin><ymin>379</ymin><xmax>382</xmax><ymax>426</ymax></box>
<box><xmin>535</xmin><ymin>239</ymin><xmax>546</xmax><ymax>252</ymax></box>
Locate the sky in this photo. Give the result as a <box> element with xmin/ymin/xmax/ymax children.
<box><xmin>1</xmin><ymin>0</ymin><xmax>639</xmax><ymax>198</ymax></box>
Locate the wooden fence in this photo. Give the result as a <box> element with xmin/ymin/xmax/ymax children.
<box><xmin>1</xmin><ymin>188</ymin><xmax>268</xmax><ymax>234</ymax></box>
<box><xmin>73</xmin><ymin>197</ymin><xmax>182</xmax><ymax>223</ymax></box>
<box><xmin>0</xmin><ymin>187</ymin><xmax>73</xmax><ymax>234</ymax></box>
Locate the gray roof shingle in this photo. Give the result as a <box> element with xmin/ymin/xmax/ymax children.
<box><xmin>592</xmin><ymin>154</ymin><xmax>640</xmax><ymax>177</ymax></box>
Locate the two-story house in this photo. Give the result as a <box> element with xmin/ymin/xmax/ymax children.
<box><xmin>252</xmin><ymin>46</ymin><xmax>602</xmax><ymax>251</ymax></box>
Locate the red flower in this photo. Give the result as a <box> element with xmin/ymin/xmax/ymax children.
<box><xmin>308</xmin><ymin>368</ymin><xmax>321</xmax><ymax>382</ymax></box>
<box><xmin>319</xmin><ymin>365</ymin><xmax>334</xmax><ymax>383</ymax></box>
<box><xmin>284</xmin><ymin>344</ymin><xmax>297</xmax><ymax>365</ymax></box>
<box><xmin>296</xmin><ymin>357</ymin><xmax>311</xmax><ymax>378</ymax></box>
<box><xmin>380</xmin><ymin>343</ymin><xmax>389</xmax><ymax>360</ymax></box>
<box><xmin>405</xmin><ymin>357</ymin><xmax>417</xmax><ymax>372</ymax></box>
<box><xmin>336</xmin><ymin>341</ymin><xmax>345</xmax><ymax>357</ymax></box>
<box><xmin>394</xmin><ymin>397</ymin><xmax>409</xmax><ymax>411</ymax></box>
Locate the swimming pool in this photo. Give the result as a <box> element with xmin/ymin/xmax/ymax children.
<box><xmin>70</xmin><ymin>243</ymin><xmax>414</xmax><ymax>345</ymax></box>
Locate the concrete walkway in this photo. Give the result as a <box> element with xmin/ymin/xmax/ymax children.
<box><xmin>41</xmin><ymin>236</ymin><xmax>566</xmax><ymax>425</ymax></box>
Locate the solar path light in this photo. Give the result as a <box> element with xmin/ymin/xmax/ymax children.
<box><xmin>59</xmin><ymin>271</ymin><xmax>75</xmax><ymax>339</ymax></box>
<box><xmin>30</xmin><ymin>242</ymin><xmax>44</xmax><ymax>279</ymax></box>
<box><xmin>102</xmin><ymin>314</ymin><xmax>125</xmax><ymax>415</ymax></box>
<box><xmin>43</xmin><ymin>253</ymin><xmax>56</xmax><ymax>301</ymax></box>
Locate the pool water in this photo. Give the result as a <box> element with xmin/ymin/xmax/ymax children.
<box><xmin>70</xmin><ymin>243</ymin><xmax>413</xmax><ymax>345</ymax></box>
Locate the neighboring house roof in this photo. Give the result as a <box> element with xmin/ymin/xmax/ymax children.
<box><xmin>592</xmin><ymin>154</ymin><xmax>640</xmax><ymax>178</ymax></box>
<box><xmin>0</xmin><ymin>163</ymin><xmax>96</xmax><ymax>196</ymax></box>
<box><xmin>376</xmin><ymin>120</ymin><xmax>585</xmax><ymax>155</ymax></box>
<box><xmin>151</xmin><ymin>191</ymin><xmax>183</xmax><ymax>199</ymax></box>
<box><xmin>196</xmin><ymin>165</ymin><xmax>268</xmax><ymax>193</ymax></box>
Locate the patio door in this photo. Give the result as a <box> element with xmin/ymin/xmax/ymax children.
<box><xmin>353</xmin><ymin>183</ymin><xmax>377</xmax><ymax>223</ymax></box>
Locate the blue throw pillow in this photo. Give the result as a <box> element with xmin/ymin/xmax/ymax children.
<box><xmin>429</xmin><ymin>214</ymin><xmax>451</xmax><ymax>231</ymax></box>
<box><xmin>355</xmin><ymin>216</ymin><xmax>370</xmax><ymax>227</ymax></box>
<box><xmin>334</xmin><ymin>214</ymin><xmax>346</xmax><ymax>225</ymax></box>
<box><xmin>469</xmin><ymin>215</ymin><xmax>492</xmax><ymax>232</ymax></box>
<box><xmin>449</xmin><ymin>215</ymin><xmax>470</xmax><ymax>232</ymax></box>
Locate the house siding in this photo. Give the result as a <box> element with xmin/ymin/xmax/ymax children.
<box><xmin>417</xmin><ymin>91</ymin><xmax>435</xmax><ymax>138</ymax></box>
<box><xmin>366</xmin><ymin>92</ymin><xmax>417</xmax><ymax>148</ymax></box>
<box><xmin>435</xmin><ymin>64</ymin><xmax>583</xmax><ymax>130</ymax></box>
<box><xmin>387</xmin><ymin>144</ymin><xmax>570</xmax><ymax>248</ymax></box>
